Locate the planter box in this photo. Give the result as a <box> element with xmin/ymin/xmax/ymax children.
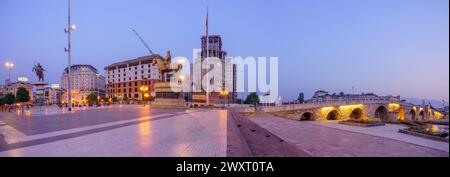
<box><xmin>339</xmin><ymin>121</ymin><xmax>385</xmax><ymax>127</ymax></box>
<box><xmin>399</xmin><ymin>129</ymin><xmax>449</xmax><ymax>143</ymax></box>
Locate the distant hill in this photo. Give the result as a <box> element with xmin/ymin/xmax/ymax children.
<box><xmin>404</xmin><ymin>98</ymin><xmax>448</xmax><ymax>108</ymax></box>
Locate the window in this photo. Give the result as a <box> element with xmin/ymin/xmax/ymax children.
<box><xmin>129</xmin><ymin>83</ymin><xmax>131</xmax><ymax>87</ymax></box>
<box><xmin>135</xmin><ymin>72</ymin><xmax>137</xmax><ymax>75</ymax></box>
<box><xmin>134</xmin><ymin>88</ymin><xmax>138</xmax><ymax>92</ymax></box>
<box><xmin>135</xmin><ymin>82</ymin><xmax>138</xmax><ymax>86</ymax></box>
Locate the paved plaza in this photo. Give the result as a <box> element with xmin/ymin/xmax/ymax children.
<box><xmin>0</xmin><ymin>105</ymin><xmax>227</xmax><ymax>157</ymax></box>
<box><xmin>0</xmin><ymin>105</ymin><xmax>448</xmax><ymax>157</ymax></box>
<box><xmin>250</xmin><ymin>113</ymin><xmax>449</xmax><ymax>157</ymax></box>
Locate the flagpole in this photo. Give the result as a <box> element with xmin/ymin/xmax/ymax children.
<box><xmin>206</xmin><ymin>7</ymin><xmax>210</xmax><ymax>106</ymax></box>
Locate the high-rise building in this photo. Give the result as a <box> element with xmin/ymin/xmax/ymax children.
<box><xmin>60</xmin><ymin>64</ymin><xmax>105</xmax><ymax>105</ymax></box>
<box><xmin>104</xmin><ymin>55</ymin><xmax>161</xmax><ymax>101</ymax></box>
<box><xmin>190</xmin><ymin>35</ymin><xmax>237</xmax><ymax>106</ymax></box>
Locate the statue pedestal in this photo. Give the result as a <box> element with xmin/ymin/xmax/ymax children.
<box><xmin>151</xmin><ymin>82</ymin><xmax>186</xmax><ymax>109</ymax></box>
<box><xmin>32</xmin><ymin>82</ymin><xmax>48</xmax><ymax>107</ymax></box>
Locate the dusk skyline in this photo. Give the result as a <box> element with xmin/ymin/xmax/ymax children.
<box><xmin>1</xmin><ymin>0</ymin><xmax>448</xmax><ymax>102</ymax></box>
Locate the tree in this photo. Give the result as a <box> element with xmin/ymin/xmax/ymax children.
<box><xmin>112</xmin><ymin>97</ymin><xmax>119</xmax><ymax>103</ymax></box>
<box><xmin>244</xmin><ymin>92</ymin><xmax>260</xmax><ymax>106</ymax></box>
<box><xmin>16</xmin><ymin>87</ymin><xmax>30</xmax><ymax>104</ymax></box>
<box><xmin>0</xmin><ymin>96</ymin><xmax>5</xmax><ymax>105</ymax></box>
<box><xmin>86</xmin><ymin>93</ymin><xmax>98</xmax><ymax>106</ymax></box>
<box><xmin>4</xmin><ymin>93</ymin><xmax>15</xmax><ymax>105</ymax></box>
<box><xmin>297</xmin><ymin>92</ymin><xmax>305</xmax><ymax>103</ymax></box>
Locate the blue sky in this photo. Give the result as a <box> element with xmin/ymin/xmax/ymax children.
<box><xmin>0</xmin><ymin>0</ymin><xmax>448</xmax><ymax>102</ymax></box>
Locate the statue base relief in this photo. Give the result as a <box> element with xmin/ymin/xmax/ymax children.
<box><xmin>151</xmin><ymin>82</ymin><xmax>187</xmax><ymax>109</ymax></box>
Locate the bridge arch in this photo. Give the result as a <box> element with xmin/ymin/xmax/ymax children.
<box><xmin>419</xmin><ymin>110</ymin><xmax>425</xmax><ymax>120</ymax></box>
<box><xmin>409</xmin><ymin>109</ymin><xmax>416</xmax><ymax>121</ymax></box>
<box><xmin>326</xmin><ymin>110</ymin><xmax>340</xmax><ymax>120</ymax></box>
<box><xmin>300</xmin><ymin>112</ymin><xmax>315</xmax><ymax>121</ymax></box>
<box><xmin>375</xmin><ymin>106</ymin><xmax>388</xmax><ymax>121</ymax></box>
<box><xmin>350</xmin><ymin>108</ymin><xmax>364</xmax><ymax>119</ymax></box>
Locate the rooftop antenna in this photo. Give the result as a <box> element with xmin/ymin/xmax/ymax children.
<box><xmin>132</xmin><ymin>29</ymin><xmax>155</xmax><ymax>55</ymax></box>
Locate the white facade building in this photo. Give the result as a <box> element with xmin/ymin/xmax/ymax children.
<box><xmin>60</xmin><ymin>64</ymin><xmax>105</xmax><ymax>104</ymax></box>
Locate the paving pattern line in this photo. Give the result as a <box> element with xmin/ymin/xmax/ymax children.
<box><xmin>0</xmin><ymin>113</ymin><xmax>178</xmax><ymax>150</ymax></box>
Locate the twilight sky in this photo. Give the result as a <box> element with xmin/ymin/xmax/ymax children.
<box><xmin>0</xmin><ymin>0</ymin><xmax>448</xmax><ymax>102</ymax></box>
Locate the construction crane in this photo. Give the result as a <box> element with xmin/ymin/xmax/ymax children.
<box><xmin>132</xmin><ymin>29</ymin><xmax>155</xmax><ymax>55</ymax></box>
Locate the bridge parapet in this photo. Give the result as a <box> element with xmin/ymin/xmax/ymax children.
<box><xmin>245</xmin><ymin>101</ymin><xmax>393</xmax><ymax>113</ymax></box>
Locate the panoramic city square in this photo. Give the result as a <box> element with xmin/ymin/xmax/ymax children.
<box><xmin>0</xmin><ymin>0</ymin><xmax>449</xmax><ymax>158</ymax></box>
<box><xmin>0</xmin><ymin>104</ymin><xmax>448</xmax><ymax>157</ymax></box>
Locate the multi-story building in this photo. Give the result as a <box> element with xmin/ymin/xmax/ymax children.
<box><xmin>104</xmin><ymin>55</ymin><xmax>161</xmax><ymax>101</ymax></box>
<box><xmin>190</xmin><ymin>35</ymin><xmax>237</xmax><ymax>106</ymax></box>
<box><xmin>0</xmin><ymin>81</ymin><xmax>34</xmax><ymax>103</ymax></box>
<box><xmin>308</xmin><ymin>90</ymin><xmax>401</xmax><ymax>103</ymax></box>
<box><xmin>44</xmin><ymin>87</ymin><xmax>62</xmax><ymax>105</ymax></box>
<box><xmin>60</xmin><ymin>64</ymin><xmax>105</xmax><ymax>105</ymax></box>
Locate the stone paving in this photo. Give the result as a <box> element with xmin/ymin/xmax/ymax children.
<box><xmin>0</xmin><ymin>105</ymin><xmax>227</xmax><ymax>157</ymax></box>
<box><xmin>250</xmin><ymin>114</ymin><xmax>449</xmax><ymax>157</ymax></box>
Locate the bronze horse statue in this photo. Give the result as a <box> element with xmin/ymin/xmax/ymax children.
<box><xmin>153</xmin><ymin>51</ymin><xmax>183</xmax><ymax>81</ymax></box>
<box><xmin>32</xmin><ymin>63</ymin><xmax>46</xmax><ymax>82</ymax></box>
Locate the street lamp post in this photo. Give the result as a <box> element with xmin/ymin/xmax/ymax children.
<box><xmin>140</xmin><ymin>86</ymin><xmax>149</xmax><ymax>106</ymax></box>
<box><xmin>64</xmin><ymin>0</ymin><xmax>76</xmax><ymax>111</ymax></box>
<box><xmin>5</xmin><ymin>61</ymin><xmax>14</xmax><ymax>83</ymax></box>
<box><xmin>220</xmin><ymin>87</ymin><xmax>229</xmax><ymax>109</ymax></box>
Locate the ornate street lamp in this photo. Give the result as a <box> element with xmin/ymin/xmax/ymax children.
<box><xmin>220</xmin><ymin>87</ymin><xmax>229</xmax><ymax>108</ymax></box>
<box><xmin>140</xmin><ymin>86</ymin><xmax>149</xmax><ymax>106</ymax></box>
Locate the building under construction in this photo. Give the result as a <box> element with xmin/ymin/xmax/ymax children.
<box><xmin>190</xmin><ymin>35</ymin><xmax>237</xmax><ymax>106</ymax></box>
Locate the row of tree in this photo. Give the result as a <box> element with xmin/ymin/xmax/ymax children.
<box><xmin>0</xmin><ymin>87</ymin><xmax>31</xmax><ymax>110</ymax></box>
<box><xmin>241</xmin><ymin>92</ymin><xmax>305</xmax><ymax>106</ymax></box>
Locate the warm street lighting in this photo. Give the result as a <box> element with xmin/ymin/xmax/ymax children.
<box><xmin>140</xmin><ymin>86</ymin><xmax>150</xmax><ymax>106</ymax></box>
<box><xmin>220</xmin><ymin>87</ymin><xmax>229</xmax><ymax>108</ymax></box>
<box><xmin>220</xmin><ymin>87</ymin><xmax>229</xmax><ymax>97</ymax></box>
<box><xmin>140</xmin><ymin>86</ymin><xmax>149</xmax><ymax>92</ymax></box>
<box><xmin>5</xmin><ymin>61</ymin><xmax>14</xmax><ymax>82</ymax></box>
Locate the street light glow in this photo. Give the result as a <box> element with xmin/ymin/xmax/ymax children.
<box><xmin>5</xmin><ymin>61</ymin><xmax>14</xmax><ymax>69</ymax></box>
<box><xmin>70</xmin><ymin>24</ymin><xmax>76</xmax><ymax>30</ymax></box>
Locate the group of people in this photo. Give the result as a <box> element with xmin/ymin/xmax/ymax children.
<box><xmin>0</xmin><ymin>104</ymin><xmax>31</xmax><ymax>112</ymax></box>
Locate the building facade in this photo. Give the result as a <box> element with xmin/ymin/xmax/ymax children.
<box><xmin>308</xmin><ymin>90</ymin><xmax>401</xmax><ymax>103</ymax></box>
<box><xmin>0</xmin><ymin>81</ymin><xmax>34</xmax><ymax>103</ymax></box>
<box><xmin>104</xmin><ymin>55</ymin><xmax>161</xmax><ymax>101</ymax></box>
<box><xmin>44</xmin><ymin>87</ymin><xmax>62</xmax><ymax>105</ymax></box>
<box><xmin>60</xmin><ymin>64</ymin><xmax>105</xmax><ymax>105</ymax></box>
<box><xmin>190</xmin><ymin>35</ymin><xmax>237</xmax><ymax>106</ymax></box>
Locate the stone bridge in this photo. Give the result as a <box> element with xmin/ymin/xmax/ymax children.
<box><xmin>243</xmin><ymin>101</ymin><xmax>445</xmax><ymax>122</ymax></box>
